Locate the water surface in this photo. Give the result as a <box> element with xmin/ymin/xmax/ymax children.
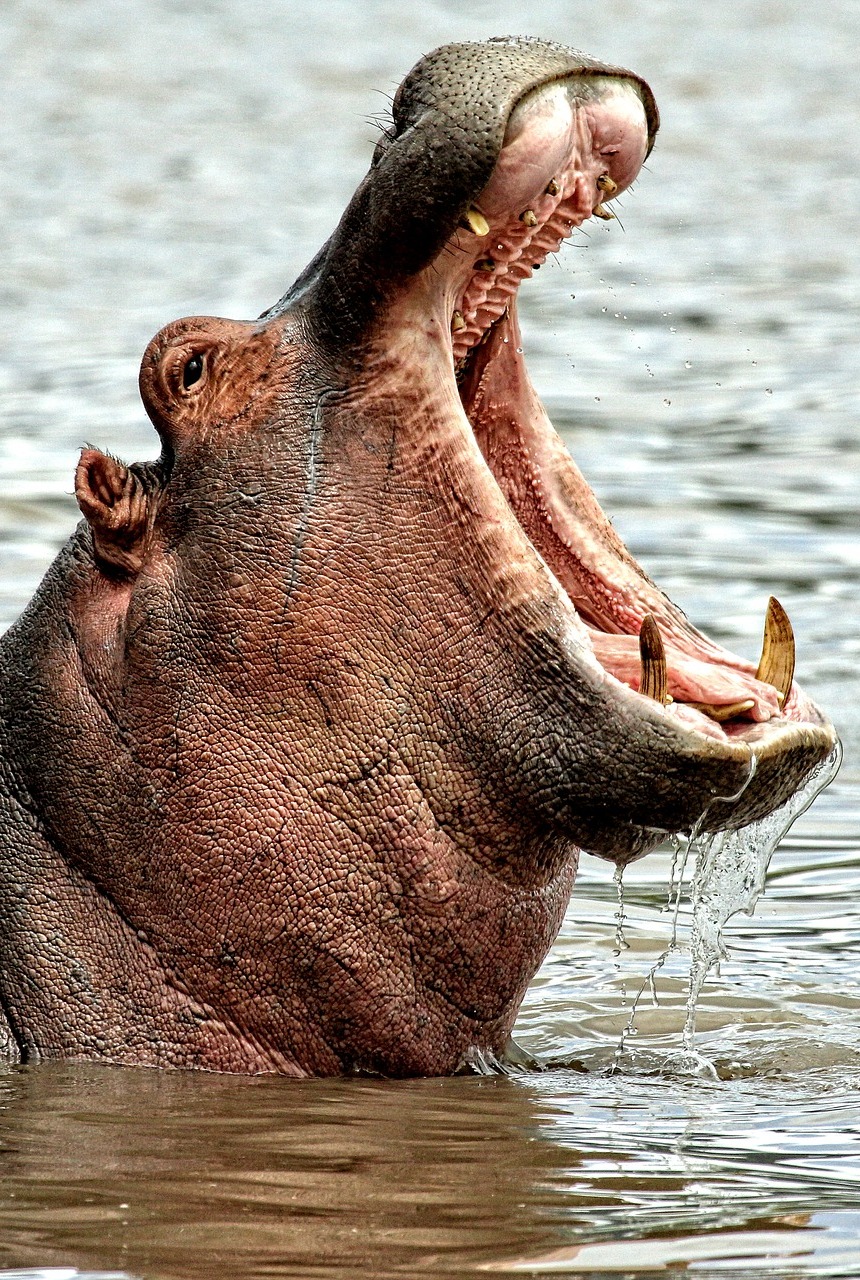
<box><xmin>1</xmin><ymin>0</ymin><xmax>859</xmax><ymax>1275</ymax></box>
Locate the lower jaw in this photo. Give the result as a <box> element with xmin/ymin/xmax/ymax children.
<box><xmin>456</xmin><ymin>306</ymin><xmax>826</xmax><ymax>748</ymax></box>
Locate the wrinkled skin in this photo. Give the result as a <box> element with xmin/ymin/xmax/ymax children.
<box><xmin>0</xmin><ymin>38</ymin><xmax>836</xmax><ymax>1074</ymax></box>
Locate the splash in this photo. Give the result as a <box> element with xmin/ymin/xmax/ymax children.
<box><xmin>614</xmin><ymin>743</ymin><xmax>842</xmax><ymax>1077</ymax></box>
<box><xmin>677</xmin><ymin>742</ymin><xmax>843</xmax><ymax>1069</ymax></box>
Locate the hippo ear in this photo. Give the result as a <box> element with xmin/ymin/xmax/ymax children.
<box><xmin>75</xmin><ymin>448</ymin><xmax>151</xmax><ymax>576</ymax></box>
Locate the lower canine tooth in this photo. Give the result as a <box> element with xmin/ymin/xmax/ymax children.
<box><xmin>687</xmin><ymin>699</ymin><xmax>756</xmax><ymax>723</ymax></box>
<box><xmin>639</xmin><ymin>614</ymin><xmax>669</xmax><ymax>705</ymax></box>
<box><xmin>459</xmin><ymin>207</ymin><xmax>490</xmax><ymax>237</ymax></box>
<box><xmin>755</xmin><ymin>595</ymin><xmax>795</xmax><ymax>704</ymax></box>
<box><xmin>593</xmin><ymin>204</ymin><xmax>615</xmax><ymax>220</ymax></box>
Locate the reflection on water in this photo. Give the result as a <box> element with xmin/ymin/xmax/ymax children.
<box><xmin>1</xmin><ymin>1063</ymin><xmax>859</xmax><ymax>1280</ymax></box>
<box><xmin>2</xmin><ymin>0</ymin><xmax>860</xmax><ymax>1275</ymax></box>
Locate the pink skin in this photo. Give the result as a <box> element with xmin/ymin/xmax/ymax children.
<box><xmin>440</xmin><ymin>81</ymin><xmax>787</xmax><ymax>735</ymax></box>
<box><xmin>450</xmin><ymin>82</ymin><xmax>649</xmax><ymax>363</ymax></box>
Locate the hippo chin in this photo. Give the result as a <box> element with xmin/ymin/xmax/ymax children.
<box><xmin>0</xmin><ymin>38</ymin><xmax>836</xmax><ymax>1075</ymax></box>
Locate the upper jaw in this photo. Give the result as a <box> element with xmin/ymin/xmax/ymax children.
<box><xmin>261</xmin><ymin>38</ymin><xmax>659</xmax><ymax>347</ymax></box>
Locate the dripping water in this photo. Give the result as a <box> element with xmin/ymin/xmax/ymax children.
<box><xmin>677</xmin><ymin>742</ymin><xmax>843</xmax><ymax>1067</ymax></box>
<box><xmin>611</xmin><ymin>743</ymin><xmax>842</xmax><ymax>1076</ymax></box>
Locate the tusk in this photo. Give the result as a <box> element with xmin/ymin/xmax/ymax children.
<box><xmin>639</xmin><ymin>614</ymin><xmax>669</xmax><ymax>705</ymax></box>
<box><xmin>686</xmin><ymin>699</ymin><xmax>756</xmax><ymax>723</ymax></box>
<box><xmin>460</xmin><ymin>207</ymin><xmax>490</xmax><ymax>237</ymax></box>
<box><xmin>593</xmin><ymin>204</ymin><xmax>615</xmax><ymax>220</ymax></box>
<box><xmin>755</xmin><ymin>595</ymin><xmax>795</xmax><ymax>704</ymax></box>
<box><xmin>597</xmin><ymin>173</ymin><xmax>618</xmax><ymax>196</ymax></box>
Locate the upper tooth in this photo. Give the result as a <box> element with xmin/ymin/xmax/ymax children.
<box><xmin>451</xmin><ymin>310</ymin><xmax>466</xmax><ymax>332</ymax></box>
<box><xmin>597</xmin><ymin>173</ymin><xmax>618</xmax><ymax>195</ymax></box>
<box><xmin>519</xmin><ymin>209</ymin><xmax>538</xmax><ymax>227</ymax></box>
<box><xmin>755</xmin><ymin>595</ymin><xmax>796</xmax><ymax>704</ymax></box>
<box><xmin>639</xmin><ymin>614</ymin><xmax>669</xmax><ymax>705</ymax></box>
<box><xmin>460</xmin><ymin>207</ymin><xmax>490</xmax><ymax>237</ymax></box>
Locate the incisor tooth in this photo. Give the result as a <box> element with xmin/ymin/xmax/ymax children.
<box><xmin>755</xmin><ymin>595</ymin><xmax>795</xmax><ymax>704</ymax></box>
<box><xmin>639</xmin><ymin>614</ymin><xmax>669</xmax><ymax>705</ymax></box>
<box><xmin>520</xmin><ymin>209</ymin><xmax>538</xmax><ymax>227</ymax></box>
<box><xmin>597</xmin><ymin>173</ymin><xmax>618</xmax><ymax>196</ymax></box>
<box><xmin>687</xmin><ymin>699</ymin><xmax>756</xmax><ymax>723</ymax></box>
<box><xmin>545</xmin><ymin>179</ymin><xmax>560</xmax><ymax>196</ymax></box>
<box><xmin>451</xmin><ymin>310</ymin><xmax>466</xmax><ymax>332</ymax></box>
<box><xmin>459</xmin><ymin>207</ymin><xmax>490</xmax><ymax>237</ymax></box>
<box><xmin>593</xmin><ymin>204</ymin><xmax>615</xmax><ymax>221</ymax></box>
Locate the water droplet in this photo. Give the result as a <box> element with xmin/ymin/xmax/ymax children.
<box><xmin>662</xmin><ymin>398</ymin><xmax>672</xmax><ymax>407</ymax></box>
<box><xmin>766</xmin><ymin>387</ymin><xmax>773</xmax><ymax>394</ymax></box>
<box><xmin>684</xmin><ymin>361</ymin><xmax>692</xmax><ymax>369</ymax></box>
<box><xmin>515</xmin><ymin>346</ymin><xmax>523</xmax><ymax>354</ymax></box>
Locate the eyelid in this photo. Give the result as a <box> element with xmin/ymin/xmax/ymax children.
<box><xmin>162</xmin><ymin>345</ymin><xmax>208</xmax><ymax>399</ymax></box>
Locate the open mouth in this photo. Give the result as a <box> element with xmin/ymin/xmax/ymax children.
<box><xmin>417</xmin><ymin>72</ymin><xmax>819</xmax><ymax>752</ymax></box>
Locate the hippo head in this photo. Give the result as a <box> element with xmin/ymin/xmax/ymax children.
<box><xmin>4</xmin><ymin>39</ymin><xmax>835</xmax><ymax>1075</ymax></box>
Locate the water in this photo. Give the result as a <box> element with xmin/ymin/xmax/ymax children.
<box><xmin>2</xmin><ymin>0</ymin><xmax>860</xmax><ymax>1275</ymax></box>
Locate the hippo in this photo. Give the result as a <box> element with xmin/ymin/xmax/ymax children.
<box><xmin>0</xmin><ymin>38</ymin><xmax>836</xmax><ymax>1075</ymax></box>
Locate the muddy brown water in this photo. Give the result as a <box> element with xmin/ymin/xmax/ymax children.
<box><xmin>2</xmin><ymin>0</ymin><xmax>860</xmax><ymax>1276</ymax></box>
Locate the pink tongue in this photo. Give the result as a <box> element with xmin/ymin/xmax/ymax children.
<box><xmin>589</xmin><ymin>630</ymin><xmax>782</xmax><ymax>723</ymax></box>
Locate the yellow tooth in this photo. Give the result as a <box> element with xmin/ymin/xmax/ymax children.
<box><xmin>460</xmin><ymin>207</ymin><xmax>490</xmax><ymax>237</ymax></box>
<box><xmin>474</xmin><ymin>258</ymin><xmax>495</xmax><ymax>272</ymax></box>
<box><xmin>545</xmin><ymin>179</ymin><xmax>560</xmax><ymax>196</ymax></box>
<box><xmin>597</xmin><ymin>173</ymin><xmax>618</xmax><ymax>196</ymax></box>
<box><xmin>755</xmin><ymin>595</ymin><xmax>795</xmax><ymax>704</ymax></box>
<box><xmin>520</xmin><ymin>209</ymin><xmax>538</xmax><ymax>227</ymax></box>
<box><xmin>639</xmin><ymin>615</ymin><xmax>669</xmax><ymax>705</ymax></box>
<box><xmin>451</xmin><ymin>310</ymin><xmax>466</xmax><ymax>333</ymax></box>
<box><xmin>686</xmin><ymin>699</ymin><xmax>756</xmax><ymax>723</ymax></box>
<box><xmin>593</xmin><ymin>204</ymin><xmax>615</xmax><ymax>221</ymax></box>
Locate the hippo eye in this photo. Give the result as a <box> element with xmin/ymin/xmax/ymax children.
<box><xmin>182</xmin><ymin>353</ymin><xmax>205</xmax><ymax>389</ymax></box>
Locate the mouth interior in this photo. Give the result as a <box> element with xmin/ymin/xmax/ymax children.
<box><xmin>428</xmin><ymin>75</ymin><xmax>806</xmax><ymax>745</ymax></box>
